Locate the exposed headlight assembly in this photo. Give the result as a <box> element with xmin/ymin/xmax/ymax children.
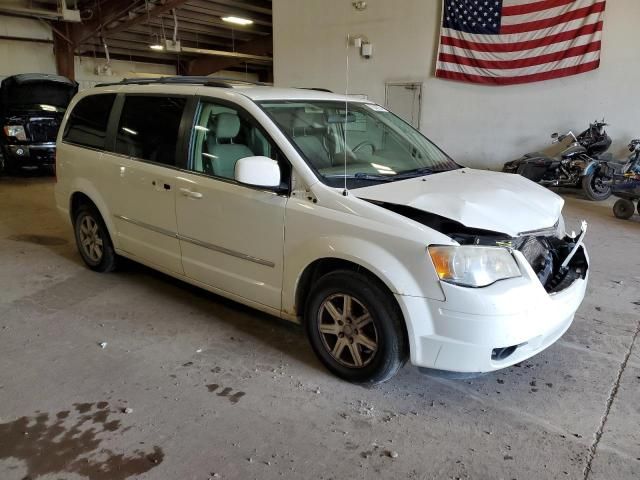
<box><xmin>3</xmin><ymin>125</ymin><xmax>27</xmax><ymax>141</ymax></box>
<box><xmin>428</xmin><ymin>245</ymin><xmax>522</xmax><ymax>288</ymax></box>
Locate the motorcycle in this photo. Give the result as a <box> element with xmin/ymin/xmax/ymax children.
<box><xmin>610</xmin><ymin>139</ymin><xmax>640</xmax><ymax>219</ymax></box>
<box><xmin>503</xmin><ymin>120</ymin><xmax>616</xmax><ymax>201</ymax></box>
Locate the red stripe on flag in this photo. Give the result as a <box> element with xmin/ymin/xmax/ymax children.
<box><xmin>436</xmin><ymin>59</ymin><xmax>600</xmax><ymax>85</ymax></box>
<box><xmin>500</xmin><ymin>2</ymin><xmax>606</xmax><ymax>34</ymax></box>
<box><xmin>502</xmin><ymin>0</ymin><xmax>575</xmax><ymax>17</ymax></box>
<box><xmin>438</xmin><ymin>41</ymin><xmax>601</xmax><ymax>70</ymax></box>
<box><xmin>440</xmin><ymin>21</ymin><xmax>603</xmax><ymax>53</ymax></box>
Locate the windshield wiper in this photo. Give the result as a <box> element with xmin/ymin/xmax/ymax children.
<box><xmin>391</xmin><ymin>167</ymin><xmax>435</xmax><ymax>180</ymax></box>
<box><xmin>325</xmin><ymin>173</ymin><xmax>395</xmax><ymax>182</ymax></box>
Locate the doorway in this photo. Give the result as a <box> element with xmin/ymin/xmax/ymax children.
<box><xmin>385</xmin><ymin>82</ymin><xmax>422</xmax><ymax>129</ymax></box>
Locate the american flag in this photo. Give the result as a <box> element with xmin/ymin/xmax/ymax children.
<box><xmin>436</xmin><ymin>0</ymin><xmax>607</xmax><ymax>85</ymax></box>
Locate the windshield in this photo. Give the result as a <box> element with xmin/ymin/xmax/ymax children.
<box><xmin>259</xmin><ymin>100</ymin><xmax>460</xmax><ymax>188</ymax></box>
<box><xmin>539</xmin><ymin>135</ymin><xmax>578</xmax><ymax>158</ymax></box>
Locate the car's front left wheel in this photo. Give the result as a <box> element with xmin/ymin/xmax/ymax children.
<box><xmin>73</xmin><ymin>205</ymin><xmax>118</xmax><ymax>272</ymax></box>
<box><xmin>305</xmin><ymin>270</ymin><xmax>407</xmax><ymax>384</ymax></box>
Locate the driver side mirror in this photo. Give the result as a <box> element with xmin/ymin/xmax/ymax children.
<box><xmin>551</xmin><ymin>132</ymin><xmax>559</xmax><ymax>140</ymax></box>
<box><xmin>234</xmin><ymin>156</ymin><xmax>281</xmax><ymax>188</ymax></box>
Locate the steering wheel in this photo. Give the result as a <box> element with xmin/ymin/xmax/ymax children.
<box><xmin>352</xmin><ymin>141</ymin><xmax>376</xmax><ymax>154</ymax></box>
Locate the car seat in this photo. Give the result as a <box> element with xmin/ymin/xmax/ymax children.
<box><xmin>206</xmin><ymin>113</ymin><xmax>253</xmax><ymax>179</ymax></box>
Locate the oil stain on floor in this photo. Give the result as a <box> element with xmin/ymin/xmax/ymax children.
<box><xmin>0</xmin><ymin>401</ymin><xmax>164</xmax><ymax>479</ymax></box>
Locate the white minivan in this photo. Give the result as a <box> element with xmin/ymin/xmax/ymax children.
<box><xmin>55</xmin><ymin>77</ymin><xmax>589</xmax><ymax>384</ymax></box>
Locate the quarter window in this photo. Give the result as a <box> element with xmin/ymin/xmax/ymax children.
<box><xmin>63</xmin><ymin>94</ymin><xmax>115</xmax><ymax>149</ymax></box>
<box><xmin>115</xmin><ymin>95</ymin><xmax>186</xmax><ymax>166</ymax></box>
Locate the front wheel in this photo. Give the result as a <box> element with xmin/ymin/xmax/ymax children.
<box><xmin>613</xmin><ymin>199</ymin><xmax>635</xmax><ymax>219</ymax></box>
<box><xmin>582</xmin><ymin>172</ymin><xmax>612</xmax><ymax>201</ymax></box>
<box><xmin>305</xmin><ymin>270</ymin><xmax>407</xmax><ymax>384</ymax></box>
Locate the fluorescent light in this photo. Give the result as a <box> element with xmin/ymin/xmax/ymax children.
<box><xmin>222</xmin><ymin>16</ymin><xmax>253</xmax><ymax>26</ymax></box>
<box><xmin>122</xmin><ymin>127</ymin><xmax>138</xmax><ymax>136</ymax></box>
<box><xmin>149</xmin><ymin>44</ymin><xmax>164</xmax><ymax>51</ymax></box>
<box><xmin>40</xmin><ymin>104</ymin><xmax>56</xmax><ymax>112</ymax></box>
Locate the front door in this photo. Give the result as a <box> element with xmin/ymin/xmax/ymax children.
<box><xmin>175</xmin><ymin>99</ymin><xmax>288</xmax><ymax>310</ymax></box>
<box><xmin>108</xmin><ymin>94</ymin><xmax>187</xmax><ymax>274</ymax></box>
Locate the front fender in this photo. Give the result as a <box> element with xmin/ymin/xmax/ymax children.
<box><xmin>583</xmin><ymin>161</ymin><xmax>601</xmax><ymax>177</ymax></box>
<box><xmin>281</xmin><ymin>234</ymin><xmax>445</xmax><ymax>319</ymax></box>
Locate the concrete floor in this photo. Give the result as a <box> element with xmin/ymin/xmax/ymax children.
<box><xmin>0</xmin><ymin>176</ymin><xmax>639</xmax><ymax>480</ymax></box>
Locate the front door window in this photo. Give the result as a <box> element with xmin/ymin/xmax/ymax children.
<box><xmin>189</xmin><ymin>101</ymin><xmax>288</xmax><ymax>185</ymax></box>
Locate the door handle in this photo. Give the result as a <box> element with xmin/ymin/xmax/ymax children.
<box><xmin>179</xmin><ymin>187</ymin><xmax>203</xmax><ymax>199</ymax></box>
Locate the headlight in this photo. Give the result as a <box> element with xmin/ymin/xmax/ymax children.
<box><xmin>428</xmin><ymin>245</ymin><xmax>521</xmax><ymax>287</ymax></box>
<box><xmin>3</xmin><ymin>125</ymin><xmax>27</xmax><ymax>141</ymax></box>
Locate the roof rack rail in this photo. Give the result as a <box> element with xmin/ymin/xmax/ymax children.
<box><xmin>298</xmin><ymin>87</ymin><xmax>334</xmax><ymax>93</ymax></box>
<box><xmin>95</xmin><ymin>76</ymin><xmax>269</xmax><ymax>88</ymax></box>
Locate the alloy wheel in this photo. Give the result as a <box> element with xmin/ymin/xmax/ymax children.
<box><xmin>78</xmin><ymin>215</ymin><xmax>103</xmax><ymax>263</ymax></box>
<box><xmin>317</xmin><ymin>293</ymin><xmax>378</xmax><ymax>368</ymax></box>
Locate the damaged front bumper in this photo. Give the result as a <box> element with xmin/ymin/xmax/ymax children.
<box><xmin>399</xmin><ymin>222</ymin><xmax>589</xmax><ymax>373</ymax></box>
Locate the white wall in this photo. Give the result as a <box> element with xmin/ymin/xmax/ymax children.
<box><xmin>0</xmin><ymin>16</ymin><xmax>56</xmax><ymax>81</ymax></box>
<box><xmin>273</xmin><ymin>0</ymin><xmax>640</xmax><ymax>169</ymax></box>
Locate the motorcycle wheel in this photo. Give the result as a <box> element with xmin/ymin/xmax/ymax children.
<box><xmin>582</xmin><ymin>173</ymin><xmax>612</xmax><ymax>201</ymax></box>
<box><xmin>613</xmin><ymin>199</ymin><xmax>635</xmax><ymax>219</ymax></box>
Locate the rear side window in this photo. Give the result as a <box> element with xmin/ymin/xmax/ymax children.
<box><xmin>115</xmin><ymin>95</ymin><xmax>186</xmax><ymax>166</ymax></box>
<box><xmin>63</xmin><ymin>94</ymin><xmax>115</xmax><ymax>149</ymax></box>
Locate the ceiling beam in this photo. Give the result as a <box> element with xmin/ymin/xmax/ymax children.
<box><xmin>159</xmin><ymin>9</ymin><xmax>271</xmax><ymax>33</ymax></box>
<box><xmin>124</xmin><ymin>25</ymin><xmax>238</xmax><ymax>47</ymax></box>
<box><xmin>78</xmin><ymin>50</ymin><xmax>179</xmax><ymax>67</ymax></box>
<box><xmin>192</xmin><ymin>0</ymin><xmax>272</xmax><ymax>16</ymax></box>
<box><xmin>187</xmin><ymin>34</ymin><xmax>272</xmax><ymax>75</ymax></box>
<box><xmin>179</xmin><ymin>2</ymin><xmax>272</xmax><ymax>26</ymax></box>
<box><xmin>146</xmin><ymin>17</ymin><xmax>254</xmax><ymax>40</ymax></box>
<box><xmin>104</xmin><ymin>30</ymin><xmax>232</xmax><ymax>51</ymax></box>
<box><xmin>72</xmin><ymin>0</ymin><xmax>190</xmax><ymax>47</ymax></box>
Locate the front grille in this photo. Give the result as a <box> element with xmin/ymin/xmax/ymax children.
<box><xmin>27</xmin><ymin>118</ymin><xmax>59</xmax><ymax>143</ymax></box>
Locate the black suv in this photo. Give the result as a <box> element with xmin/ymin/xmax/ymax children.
<box><xmin>1</xmin><ymin>73</ymin><xmax>78</xmax><ymax>174</ymax></box>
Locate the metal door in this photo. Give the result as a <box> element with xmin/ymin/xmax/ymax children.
<box><xmin>385</xmin><ymin>83</ymin><xmax>422</xmax><ymax>128</ymax></box>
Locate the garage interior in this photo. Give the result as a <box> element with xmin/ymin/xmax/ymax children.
<box><xmin>1</xmin><ymin>1</ymin><xmax>639</xmax><ymax>479</ymax></box>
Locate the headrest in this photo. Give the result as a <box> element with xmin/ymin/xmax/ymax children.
<box><xmin>214</xmin><ymin>113</ymin><xmax>241</xmax><ymax>139</ymax></box>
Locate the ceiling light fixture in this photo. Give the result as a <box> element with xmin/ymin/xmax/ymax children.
<box><xmin>149</xmin><ymin>44</ymin><xmax>164</xmax><ymax>51</ymax></box>
<box><xmin>222</xmin><ymin>16</ymin><xmax>253</xmax><ymax>26</ymax></box>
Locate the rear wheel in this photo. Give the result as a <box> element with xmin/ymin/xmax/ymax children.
<box><xmin>613</xmin><ymin>199</ymin><xmax>635</xmax><ymax>220</ymax></box>
<box><xmin>582</xmin><ymin>173</ymin><xmax>612</xmax><ymax>201</ymax></box>
<box><xmin>73</xmin><ymin>205</ymin><xmax>118</xmax><ymax>272</ymax></box>
<box><xmin>305</xmin><ymin>270</ymin><xmax>407</xmax><ymax>384</ymax></box>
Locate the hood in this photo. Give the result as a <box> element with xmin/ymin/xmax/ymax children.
<box><xmin>354</xmin><ymin>168</ymin><xmax>564</xmax><ymax>237</ymax></box>
<box><xmin>1</xmin><ymin>74</ymin><xmax>78</xmax><ymax>110</ymax></box>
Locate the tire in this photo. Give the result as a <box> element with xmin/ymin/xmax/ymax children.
<box><xmin>582</xmin><ymin>173</ymin><xmax>612</xmax><ymax>201</ymax></box>
<box><xmin>613</xmin><ymin>199</ymin><xmax>635</xmax><ymax>220</ymax></box>
<box><xmin>305</xmin><ymin>270</ymin><xmax>407</xmax><ymax>384</ymax></box>
<box><xmin>73</xmin><ymin>204</ymin><xmax>118</xmax><ymax>272</ymax></box>
<box><xmin>2</xmin><ymin>153</ymin><xmax>16</xmax><ymax>175</ymax></box>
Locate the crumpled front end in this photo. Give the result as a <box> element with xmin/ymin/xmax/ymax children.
<box><xmin>452</xmin><ymin>221</ymin><xmax>589</xmax><ymax>295</ymax></box>
<box><xmin>393</xmin><ymin>210</ymin><xmax>589</xmax><ymax>373</ymax></box>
